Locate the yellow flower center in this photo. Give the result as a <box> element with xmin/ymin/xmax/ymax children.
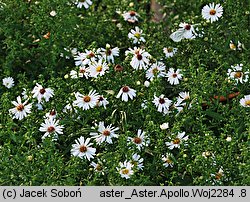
<box><xmin>96</xmin><ymin>66</ymin><xmax>103</xmax><ymax>72</ymax></box>
<box><xmin>152</xmin><ymin>68</ymin><xmax>158</xmax><ymax>75</ymax></box>
<box><xmin>96</xmin><ymin>164</ymin><xmax>102</xmax><ymax>171</ymax></box>
<box><xmin>131</xmin><ymin>160</ymin><xmax>138</xmax><ymax>166</ymax></box>
<box><xmin>215</xmin><ymin>172</ymin><xmax>223</xmax><ymax>180</ymax></box>
<box><xmin>83</xmin><ymin>96</ymin><xmax>91</xmax><ymax>103</ymax></box>
<box><xmin>16</xmin><ymin>104</ymin><xmax>24</xmax><ymax>111</ymax></box>
<box><xmin>121</xmin><ymin>169</ymin><xmax>129</xmax><ymax>175</ymax></box>
<box><xmin>230</xmin><ymin>43</ymin><xmax>236</xmax><ymax>50</ymax></box>
<box><xmin>245</xmin><ymin>100</ymin><xmax>250</xmax><ymax>106</ymax></box>
<box><xmin>234</xmin><ymin>71</ymin><xmax>243</xmax><ymax>78</ymax></box>
<box><xmin>165</xmin><ymin>158</ymin><xmax>172</xmax><ymax>164</ymax></box>
<box><xmin>173</xmin><ymin>138</ymin><xmax>181</xmax><ymax>144</ymax></box>
<box><xmin>134</xmin><ymin>32</ymin><xmax>141</xmax><ymax>38</ymax></box>
<box><xmin>79</xmin><ymin>145</ymin><xmax>87</xmax><ymax>153</ymax></box>
<box><xmin>209</xmin><ymin>9</ymin><xmax>216</xmax><ymax>15</ymax></box>
<box><xmin>167</xmin><ymin>47</ymin><xmax>173</xmax><ymax>52</ymax></box>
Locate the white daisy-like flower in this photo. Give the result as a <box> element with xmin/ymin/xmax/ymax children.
<box><xmin>170</xmin><ymin>23</ymin><xmax>196</xmax><ymax>42</ymax></box>
<box><xmin>128</xmin><ymin>26</ymin><xmax>146</xmax><ymax>44</ymax></box>
<box><xmin>75</xmin><ymin>0</ymin><xmax>92</xmax><ymax>9</ymax></box>
<box><xmin>152</xmin><ymin>94</ymin><xmax>172</xmax><ymax>114</ymax></box>
<box><xmin>202</xmin><ymin>3</ymin><xmax>223</xmax><ymax>23</ymax></box>
<box><xmin>173</xmin><ymin>100</ymin><xmax>185</xmax><ymax>114</ymax></box>
<box><xmin>125</xmin><ymin>47</ymin><xmax>150</xmax><ymax>70</ymax></box>
<box><xmin>61</xmin><ymin>47</ymin><xmax>78</xmax><ymax>59</ymax></box>
<box><xmin>127</xmin><ymin>129</ymin><xmax>149</xmax><ymax>151</ymax></box>
<box><xmin>117</xmin><ymin>161</ymin><xmax>134</xmax><ymax>179</ymax></box>
<box><xmin>100</xmin><ymin>45</ymin><xmax>119</xmax><ymax>63</ymax></box>
<box><xmin>237</xmin><ymin>41</ymin><xmax>244</xmax><ymax>51</ymax></box>
<box><xmin>78</xmin><ymin>66</ymin><xmax>90</xmax><ymax>78</ymax></box>
<box><xmin>31</xmin><ymin>83</ymin><xmax>54</xmax><ymax>103</ymax></box>
<box><xmin>21</xmin><ymin>88</ymin><xmax>28</xmax><ymax>99</ymax></box>
<box><xmin>2</xmin><ymin>77</ymin><xmax>14</xmax><ymax>88</ymax></box>
<box><xmin>89</xmin><ymin>59</ymin><xmax>109</xmax><ymax>78</ymax></box>
<box><xmin>162</xmin><ymin>153</ymin><xmax>174</xmax><ymax>168</ymax></box>
<box><xmin>90</xmin><ymin>121</ymin><xmax>119</xmax><ymax>144</ymax></box>
<box><xmin>175</xmin><ymin>91</ymin><xmax>190</xmax><ymax>107</ymax></box>
<box><xmin>174</xmin><ymin>92</ymin><xmax>191</xmax><ymax>114</ymax></box>
<box><xmin>116</xmin><ymin>86</ymin><xmax>136</xmax><ymax>102</ymax></box>
<box><xmin>73</xmin><ymin>90</ymin><xmax>99</xmax><ymax>110</ymax></box>
<box><xmin>131</xmin><ymin>153</ymin><xmax>144</xmax><ymax>170</ymax></box>
<box><xmin>227</xmin><ymin>64</ymin><xmax>249</xmax><ymax>84</ymax></box>
<box><xmin>63</xmin><ymin>103</ymin><xmax>78</xmax><ymax>113</ymax></box>
<box><xmin>166</xmin><ymin>68</ymin><xmax>183</xmax><ymax>85</ymax></box>
<box><xmin>74</xmin><ymin>50</ymin><xmax>96</xmax><ymax>66</ymax></box>
<box><xmin>45</xmin><ymin>109</ymin><xmax>57</xmax><ymax>120</ymax></box>
<box><xmin>240</xmin><ymin>94</ymin><xmax>250</xmax><ymax>107</ymax></box>
<box><xmin>35</xmin><ymin>103</ymin><xmax>43</xmax><ymax>111</ymax></box>
<box><xmin>165</xmin><ymin>132</ymin><xmax>189</xmax><ymax>150</ymax></box>
<box><xmin>229</xmin><ymin>40</ymin><xmax>236</xmax><ymax>50</ymax></box>
<box><xmin>39</xmin><ymin>118</ymin><xmax>64</xmax><ymax>140</ymax></box>
<box><xmin>9</xmin><ymin>96</ymin><xmax>32</xmax><ymax>120</ymax></box>
<box><xmin>70</xmin><ymin>48</ymin><xmax>78</xmax><ymax>56</ymax></box>
<box><xmin>211</xmin><ymin>168</ymin><xmax>224</xmax><ymax>181</ymax></box>
<box><xmin>96</xmin><ymin>95</ymin><xmax>109</xmax><ymax>109</ymax></box>
<box><xmin>122</xmin><ymin>11</ymin><xmax>139</xmax><ymax>23</ymax></box>
<box><xmin>90</xmin><ymin>161</ymin><xmax>104</xmax><ymax>173</ymax></box>
<box><xmin>178</xmin><ymin>91</ymin><xmax>190</xmax><ymax>101</ymax></box>
<box><xmin>71</xmin><ymin>136</ymin><xmax>96</xmax><ymax>161</ymax></box>
<box><xmin>70</xmin><ymin>70</ymin><xmax>78</xmax><ymax>79</ymax></box>
<box><xmin>163</xmin><ymin>47</ymin><xmax>178</xmax><ymax>58</ymax></box>
<box><xmin>202</xmin><ymin>151</ymin><xmax>213</xmax><ymax>158</ymax></box>
<box><xmin>141</xmin><ymin>100</ymin><xmax>148</xmax><ymax>109</ymax></box>
<box><xmin>146</xmin><ymin>62</ymin><xmax>166</xmax><ymax>80</ymax></box>
<box><xmin>70</xmin><ymin>66</ymin><xmax>90</xmax><ymax>79</ymax></box>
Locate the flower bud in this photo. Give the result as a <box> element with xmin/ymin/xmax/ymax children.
<box><xmin>27</xmin><ymin>156</ymin><xmax>33</xmax><ymax>161</ymax></box>
<box><xmin>114</xmin><ymin>64</ymin><xmax>123</xmax><ymax>72</ymax></box>
<box><xmin>144</xmin><ymin>81</ymin><xmax>150</xmax><ymax>87</ymax></box>
<box><xmin>50</xmin><ymin>11</ymin><xmax>57</xmax><ymax>17</ymax></box>
<box><xmin>160</xmin><ymin>123</ymin><xmax>169</xmax><ymax>130</ymax></box>
<box><xmin>226</xmin><ymin>136</ymin><xmax>232</xmax><ymax>142</ymax></box>
<box><xmin>106</xmin><ymin>44</ymin><xmax>111</xmax><ymax>49</ymax></box>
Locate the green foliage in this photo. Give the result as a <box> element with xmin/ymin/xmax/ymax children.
<box><xmin>0</xmin><ymin>0</ymin><xmax>249</xmax><ymax>185</ymax></box>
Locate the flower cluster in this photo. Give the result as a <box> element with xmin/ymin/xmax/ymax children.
<box><xmin>1</xmin><ymin>0</ymin><xmax>249</xmax><ymax>185</ymax></box>
<box><xmin>71</xmin><ymin>45</ymin><xmax>119</xmax><ymax>79</ymax></box>
<box><xmin>170</xmin><ymin>3</ymin><xmax>223</xmax><ymax>42</ymax></box>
